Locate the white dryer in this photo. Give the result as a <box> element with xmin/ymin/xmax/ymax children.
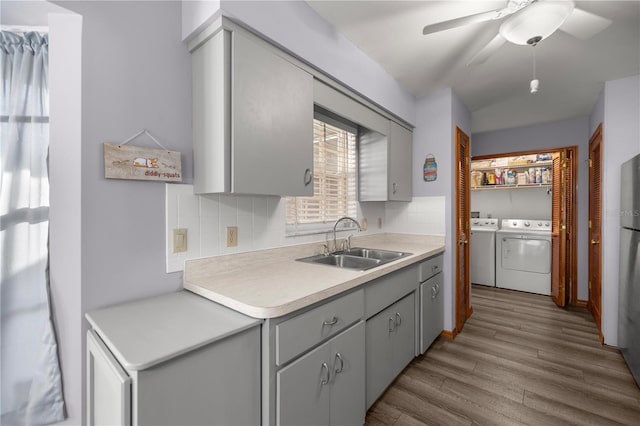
<box><xmin>470</xmin><ymin>218</ymin><xmax>499</xmax><ymax>287</ymax></box>
<box><xmin>496</xmin><ymin>219</ymin><xmax>552</xmax><ymax>295</ymax></box>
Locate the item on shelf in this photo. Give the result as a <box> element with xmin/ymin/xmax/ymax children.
<box><xmin>487</xmin><ymin>171</ymin><xmax>496</xmax><ymax>185</ymax></box>
<box><xmin>542</xmin><ymin>167</ymin><xmax>550</xmax><ymax>184</ymax></box>
<box><xmin>535</xmin><ymin>168</ymin><xmax>542</xmax><ymax>183</ymax></box>
<box><xmin>537</xmin><ymin>153</ymin><xmax>553</xmax><ymax>161</ymax></box>
<box><xmin>495</xmin><ymin>168</ymin><xmax>504</xmax><ymax>185</ymax></box>
<box><xmin>471</xmin><ymin>171</ymin><xmax>483</xmax><ymax>187</ymax></box>
<box><xmin>506</xmin><ymin>169</ymin><xmax>516</xmax><ymax>185</ymax></box>
<box><xmin>529</xmin><ymin>167</ymin><xmax>536</xmax><ymax>183</ymax></box>
<box><xmin>472</xmin><ymin>160</ymin><xmax>491</xmax><ymax>169</ymax></box>
<box><xmin>517</xmin><ymin>172</ymin><xmax>527</xmax><ymax>185</ymax></box>
<box><xmin>481</xmin><ymin>172</ymin><xmax>488</xmax><ymax>186</ymax></box>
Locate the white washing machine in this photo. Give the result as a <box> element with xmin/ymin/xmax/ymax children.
<box><xmin>496</xmin><ymin>219</ymin><xmax>552</xmax><ymax>295</ymax></box>
<box><xmin>470</xmin><ymin>218</ymin><xmax>499</xmax><ymax>286</ymax></box>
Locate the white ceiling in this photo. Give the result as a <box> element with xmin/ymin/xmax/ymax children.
<box><xmin>306</xmin><ymin>1</ymin><xmax>640</xmax><ymax>133</ymax></box>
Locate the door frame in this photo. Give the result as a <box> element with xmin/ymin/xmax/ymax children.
<box><xmin>471</xmin><ymin>146</ymin><xmax>578</xmax><ymax>305</ymax></box>
<box><xmin>455</xmin><ymin>127</ymin><xmax>471</xmax><ymax>334</ymax></box>
<box><xmin>588</xmin><ymin>123</ymin><xmax>603</xmax><ymax>341</ymax></box>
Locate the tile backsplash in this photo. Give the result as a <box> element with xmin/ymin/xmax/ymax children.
<box><xmin>166</xmin><ymin>184</ymin><xmax>446</xmax><ymax>272</ymax></box>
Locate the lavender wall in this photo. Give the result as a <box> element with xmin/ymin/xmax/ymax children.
<box><xmin>472</xmin><ymin>117</ymin><xmax>590</xmax><ymax>301</ymax></box>
<box><xmin>411</xmin><ymin>88</ymin><xmax>471</xmax><ymax>333</ymax></box>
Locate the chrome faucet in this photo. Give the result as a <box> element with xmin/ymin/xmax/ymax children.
<box><xmin>333</xmin><ymin>216</ymin><xmax>362</xmax><ymax>252</ymax></box>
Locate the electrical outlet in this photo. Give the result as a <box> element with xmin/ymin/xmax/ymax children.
<box><xmin>361</xmin><ymin>218</ymin><xmax>368</xmax><ymax>231</ymax></box>
<box><xmin>227</xmin><ymin>226</ymin><xmax>238</xmax><ymax>247</ymax></box>
<box><xmin>172</xmin><ymin>228</ymin><xmax>187</xmax><ymax>253</ymax></box>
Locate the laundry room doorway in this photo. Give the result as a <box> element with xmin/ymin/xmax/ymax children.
<box><xmin>468</xmin><ymin>146</ymin><xmax>578</xmax><ymax>307</ymax></box>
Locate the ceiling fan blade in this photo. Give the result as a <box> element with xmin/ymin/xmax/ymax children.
<box><xmin>423</xmin><ymin>10</ymin><xmax>502</xmax><ymax>35</ymax></box>
<box><xmin>559</xmin><ymin>7</ymin><xmax>612</xmax><ymax>39</ymax></box>
<box><xmin>467</xmin><ymin>33</ymin><xmax>507</xmax><ymax>66</ymax></box>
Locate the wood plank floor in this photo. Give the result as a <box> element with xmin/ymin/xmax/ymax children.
<box><xmin>365</xmin><ymin>285</ymin><xmax>640</xmax><ymax>426</ymax></box>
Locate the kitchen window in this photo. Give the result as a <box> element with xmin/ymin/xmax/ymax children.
<box><xmin>286</xmin><ymin>111</ymin><xmax>357</xmax><ymax>236</ymax></box>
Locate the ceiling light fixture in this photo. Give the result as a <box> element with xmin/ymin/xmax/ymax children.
<box><xmin>499</xmin><ymin>0</ymin><xmax>575</xmax><ymax>45</ymax></box>
<box><xmin>528</xmin><ymin>36</ymin><xmax>541</xmax><ymax>93</ymax></box>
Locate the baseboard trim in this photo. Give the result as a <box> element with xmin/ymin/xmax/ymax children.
<box><xmin>575</xmin><ymin>299</ymin><xmax>588</xmax><ymax>308</ymax></box>
<box><xmin>440</xmin><ymin>329</ymin><xmax>458</xmax><ymax>340</ymax></box>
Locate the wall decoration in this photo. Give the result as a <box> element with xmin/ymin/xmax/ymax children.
<box><xmin>104</xmin><ymin>129</ymin><xmax>182</xmax><ymax>182</ymax></box>
<box><xmin>423</xmin><ymin>154</ymin><xmax>437</xmax><ymax>182</ymax></box>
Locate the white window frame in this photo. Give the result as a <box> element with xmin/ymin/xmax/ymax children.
<box><xmin>286</xmin><ymin>110</ymin><xmax>358</xmax><ymax>236</ymax></box>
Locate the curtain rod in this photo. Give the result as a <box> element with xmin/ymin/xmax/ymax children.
<box><xmin>0</xmin><ymin>25</ymin><xmax>49</xmax><ymax>33</ymax></box>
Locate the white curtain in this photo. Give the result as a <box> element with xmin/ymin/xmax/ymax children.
<box><xmin>1</xmin><ymin>31</ymin><xmax>65</xmax><ymax>425</ymax></box>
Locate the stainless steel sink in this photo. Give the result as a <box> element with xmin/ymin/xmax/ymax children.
<box><xmin>297</xmin><ymin>247</ymin><xmax>411</xmax><ymax>271</ymax></box>
<box><xmin>341</xmin><ymin>247</ymin><xmax>410</xmax><ymax>261</ymax></box>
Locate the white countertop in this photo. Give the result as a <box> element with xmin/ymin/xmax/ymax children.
<box><xmin>86</xmin><ymin>291</ymin><xmax>261</xmax><ymax>370</ymax></box>
<box><xmin>183</xmin><ymin>233</ymin><xmax>445</xmax><ymax>319</ymax></box>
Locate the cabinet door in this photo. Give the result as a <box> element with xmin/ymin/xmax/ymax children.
<box><xmin>388</xmin><ymin>121</ymin><xmax>412</xmax><ymax>201</ymax></box>
<box><xmin>330</xmin><ymin>322</ymin><xmax>365</xmax><ymax>426</ymax></box>
<box><xmin>390</xmin><ymin>293</ymin><xmax>416</xmax><ymax>377</ymax></box>
<box><xmin>232</xmin><ymin>31</ymin><xmax>314</xmax><ymax>196</ymax></box>
<box><xmin>87</xmin><ymin>331</ymin><xmax>131</xmax><ymax>426</ymax></box>
<box><xmin>420</xmin><ymin>273</ymin><xmax>444</xmax><ymax>353</ymax></box>
<box><xmin>365</xmin><ymin>306</ymin><xmax>394</xmax><ymax>409</ymax></box>
<box><xmin>277</xmin><ymin>341</ymin><xmax>331</xmax><ymax>426</ymax></box>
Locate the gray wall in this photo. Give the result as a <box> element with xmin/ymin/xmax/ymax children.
<box><xmin>600</xmin><ymin>75</ymin><xmax>640</xmax><ymax>345</ymax></box>
<box><xmin>472</xmin><ymin>116</ymin><xmax>590</xmax><ymax>301</ymax></box>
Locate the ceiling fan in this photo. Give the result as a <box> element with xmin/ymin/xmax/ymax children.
<box><xmin>422</xmin><ymin>0</ymin><xmax>612</xmax><ymax>66</ymax></box>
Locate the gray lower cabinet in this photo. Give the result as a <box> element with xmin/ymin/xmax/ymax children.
<box><xmin>277</xmin><ymin>322</ymin><xmax>365</xmax><ymax>426</ymax></box>
<box><xmin>420</xmin><ymin>272</ymin><xmax>444</xmax><ymax>353</ymax></box>
<box><xmin>419</xmin><ymin>254</ymin><xmax>445</xmax><ymax>354</ymax></box>
<box><xmin>365</xmin><ymin>293</ymin><xmax>416</xmax><ymax>408</ymax></box>
<box><xmin>86</xmin><ymin>291</ymin><xmax>262</xmax><ymax>426</ymax></box>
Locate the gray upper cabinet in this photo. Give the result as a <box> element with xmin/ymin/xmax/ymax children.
<box><xmin>191</xmin><ymin>26</ymin><xmax>313</xmax><ymax>195</ymax></box>
<box><xmin>359</xmin><ymin>120</ymin><xmax>413</xmax><ymax>202</ymax></box>
<box><xmin>388</xmin><ymin>121</ymin><xmax>413</xmax><ymax>201</ymax></box>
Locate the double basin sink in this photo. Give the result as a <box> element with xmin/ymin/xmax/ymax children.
<box><xmin>297</xmin><ymin>247</ymin><xmax>412</xmax><ymax>271</ymax></box>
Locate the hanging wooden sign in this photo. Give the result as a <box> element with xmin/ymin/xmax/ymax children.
<box><xmin>104</xmin><ymin>143</ymin><xmax>182</xmax><ymax>182</ymax></box>
<box><xmin>423</xmin><ymin>154</ymin><xmax>437</xmax><ymax>182</ymax></box>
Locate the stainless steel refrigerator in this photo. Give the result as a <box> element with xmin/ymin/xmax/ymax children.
<box><xmin>619</xmin><ymin>153</ymin><xmax>640</xmax><ymax>385</ymax></box>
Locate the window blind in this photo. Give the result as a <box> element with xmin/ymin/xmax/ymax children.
<box><xmin>286</xmin><ymin>117</ymin><xmax>357</xmax><ymax>235</ymax></box>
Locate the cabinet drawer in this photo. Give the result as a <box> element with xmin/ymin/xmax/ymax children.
<box><xmin>365</xmin><ymin>266</ymin><xmax>417</xmax><ymax>319</ymax></box>
<box><xmin>276</xmin><ymin>290</ymin><xmax>363</xmax><ymax>366</ymax></box>
<box><xmin>419</xmin><ymin>254</ymin><xmax>443</xmax><ymax>283</ymax></box>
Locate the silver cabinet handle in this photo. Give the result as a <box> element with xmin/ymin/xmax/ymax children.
<box><xmin>334</xmin><ymin>352</ymin><xmax>344</xmax><ymax>374</ymax></box>
<box><xmin>431</xmin><ymin>285</ymin><xmax>437</xmax><ymax>299</ymax></box>
<box><xmin>395</xmin><ymin>312</ymin><xmax>402</xmax><ymax>327</ymax></box>
<box><xmin>388</xmin><ymin>317</ymin><xmax>395</xmax><ymax>332</ymax></box>
<box><xmin>304</xmin><ymin>168</ymin><xmax>313</xmax><ymax>186</ymax></box>
<box><xmin>320</xmin><ymin>362</ymin><xmax>330</xmax><ymax>385</ymax></box>
<box><xmin>435</xmin><ymin>283</ymin><xmax>440</xmax><ymax>294</ymax></box>
<box><xmin>323</xmin><ymin>317</ymin><xmax>338</xmax><ymax>326</ymax></box>
<box><xmin>392</xmin><ymin>182</ymin><xmax>398</xmax><ymax>194</ymax></box>
<box><xmin>432</xmin><ymin>265</ymin><xmax>439</xmax><ymax>274</ymax></box>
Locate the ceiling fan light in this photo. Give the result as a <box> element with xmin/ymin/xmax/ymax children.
<box><xmin>500</xmin><ymin>1</ymin><xmax>575</xmax><ymax>45</ymax></box>
<box><xmin>530</xmin><ymin>78</ymin><xmax>540</xmax><ymax>93</ymax></box>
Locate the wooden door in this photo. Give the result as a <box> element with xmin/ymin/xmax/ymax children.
<box><xmin>455</xmin><ymin>127</ymin><xmax>471</xmax><ymax>333</ymax></box>
<box><xmin>551</xmin><ymin>151</ymin><xmax>568</xmax><ymax>307</ymax></box>
<box><xmin>588</xmin><ymin>124</ymin><xmax>603</xmax><ymax>339</ymax></box>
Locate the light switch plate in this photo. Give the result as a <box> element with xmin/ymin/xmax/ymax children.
<box><xmin>173</xmin><ymin>228</ymin><xmax>187</xmax><ymax>253</ymax></box>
